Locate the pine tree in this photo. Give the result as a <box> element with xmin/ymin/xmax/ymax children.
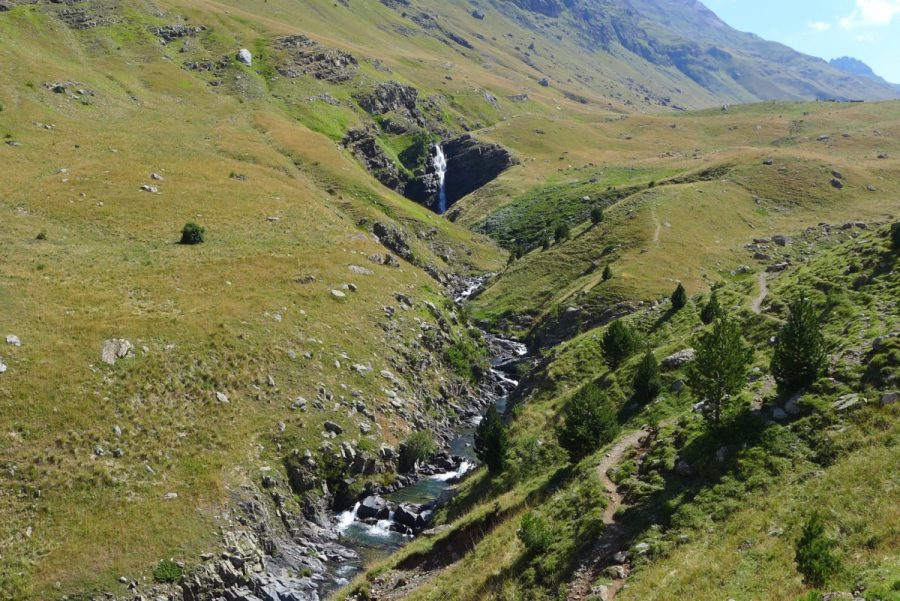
<box><xmin>602</xmin><ymin>265</ymin><xmax>613</xmax><ymax>281</ymax></box>
<box><xmin>633</xmin><ymin>350</ymin><xmax>661</xmax><ymax>404</ymax></box>
<box><xmin>474</xmin><ymin>404</ymin><xmax>507</xmax><ymax>474</ymax></box>
<box><xmin>687</xmin><ymin>316</ymin><xmax>753</xmax><ymax>425</ymax></box>
<box><xmin>554</xmin><ymin>222</ymin><xmax>570</xmax><ymax>243</ymax></box>
<box><xmin>795</xmin><ymin>513</ymin><xmax>841</xmax><ymax>587</ymax></box>
<box><xmin>556</xmin><ymin>384</ymin><xmax>619</xmax><ymax>462</ymax></box>
<box><xmin>590</xmin><ymin>206</ymin><xmax>604</xmax><ymax>225</ymax></box>
<box><xmin>771</xmin><ymin>298</ymin><xmax>827</xmax><ymax>393</ymax></box>
<box><xmin>601</xmin><ymin>319</ymin><xmax>639</xmax><ymax>367</ymax></box>
<box><xmin>700</xmin><ymin>289</ymin><xmax>723</xmax><ymax>324</ymax></box>
<box><xmin>891</xmin><ymin>221</ymin><xmax>900</xmax><ymax>251</ymax></box>
<box><xmin>671</xmin><ymin>282</ymin><xmax>688</xmax><ymax>311</ymax></box>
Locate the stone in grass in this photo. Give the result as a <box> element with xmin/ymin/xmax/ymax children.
<box><xmin>215</xmin><ymin>391</ymin><xmax>229</xmax><ymax>404</ymax></box>
<box><xmin>236</xmin><ymin>49</ymin><xmax>252</xmax><ymax>66</ymax></box>
<box><xmin>662</xmin><ymin>348</ymin><xmax>695</xmax><ymax>369</ymax></box>
<box><xmin>0</xmin><ymin>358</ymin><xmax>6</xmax><ymax>374</ymax></box>
<box><xmin>6</xmin><ymin>335</ymin><xmax>21</xmax><ymax>346</ymax></box>
<box><xmin>323</xmin><ymin>420</ymin><xmax>343</xmax><ymax>435</ymax></box>
<box><xmin>833</xmin><ymin>393</ymin><xmax>865</xmax><ymax>412</ymax></box>
<box><xmin>882</xmin><ymin>391</ymin><xmax>899</xmax><ymax>406</ymax></box>
<box><xmin>101</xmin><ymin>339</ymin><xmax>134</xmax><ymax>365</ymax></box>
<box><xmin>331</xmin><ymin>289</ymin><xmax>347</xmax><ymax>299</ymax></box>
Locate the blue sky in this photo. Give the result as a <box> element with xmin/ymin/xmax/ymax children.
<box><xmin>704</xmin><ymin>0</ymin><xmax>900</xmax><ymax>82</ymax></box>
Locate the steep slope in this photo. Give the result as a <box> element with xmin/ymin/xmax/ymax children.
<box><xmin>342</xmin><ymin>223</ymin><xmax>900</xmax><ymax>601</ymax></box>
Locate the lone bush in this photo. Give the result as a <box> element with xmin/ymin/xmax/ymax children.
<box><xmin>153</xmin><ymin>559</ymin><xmax>183</xmax><ymax>583</ymax></box>
<box><xmin>671</xmin><ymin>282</ymin><xmax>688</xmax><ymax>311</ymax></box>
<box><xmin>601</xmin><ymin>319</ymin><xmax>639</xmax><ymax>367</ymax></box>
<box><xmin>399</xmin><ymin>430</ymin><xmax>436</xmax><ymax>472</ymax></box>
<box><xmin>602</xmin><ymin>265</ymin><xmax>613</xmax><ymax>281</ymax></box>
<box><xmin>795</xmin><ymin>513</ymin><xmax>841</xmax><ymax>587</ymax></box>
<box><xmin>891</xmin><ymin>221</ymin><xmax>900</xmax><ymax>251</ymax></box>
<box><xmin>556</xmin><ymin>384</ymin><xmax>619</xmax><ymax>462</ymax></box>
<box><xmin>633</xmin><ymin>350</ymin><xmax>661</xmax><ymax>404</ymax></box>
<box><xmin>771</xmin><ymin>298</ymin><xmax>826</xmax><ymax>394</ymax></box>
<box><xmin>554</xmin><ymin>222</ymin><xmax>570</xmax><ymax>243</ymax></box>
<box><xmin>590</xmin><ymin>206</ymin><xmax>604</xmax><ymax>225</ymax></box>
<box><xmin>518</xmin><ymin>511</ymin><xmax>554</xmax><ymax>554</ymax></box>
<box><xmin>474</xmin><ymin>404</ymin><xmax>508</xmax><ymax>474</ymax></box>
<box><xmin>180</xmin><ymin>222</ymin><xmax>205</xmax><ymax>245</ymax></box>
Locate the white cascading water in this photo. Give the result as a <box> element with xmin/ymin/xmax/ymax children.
<box><xmin>336</xmin><ymin>502</ymin><xmax>361</xmax><ymax>532</ymax></box>
<box><xmin>433</xmin><ymin>144</ymin><xmax>448</xmax><ymax>214</ymax></box>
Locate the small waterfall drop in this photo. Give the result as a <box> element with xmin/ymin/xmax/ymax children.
<box><xmin>433</xmin><ymin>144</ymin><xmax>448</xmax><ymax>214</ymax></box>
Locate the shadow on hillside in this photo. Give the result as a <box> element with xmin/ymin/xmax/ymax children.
<box><xmin>397</xmin><ymin>465</ymin><xmax>574</xmax><ymax>573</ymax></box>
<box><xmin>649</xmin><ymin>306</ymin><xmax>677</xmax><ymax>333</ymax></box>
<box><xmin>476</xmin><ymin>407</ymin><xmax>776</xmax><ymax>597</ymax></box>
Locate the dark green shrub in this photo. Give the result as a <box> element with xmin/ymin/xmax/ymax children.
<box><xmin>153</xmin><ymin>559</ymin><xmax>183</xmax><ymax>583</ymax></box>
<box><xmin>671</xmin><ymin>282</ymin><xmax>688</xmax><ymax>311</ymax></box>
<box><xmin>179</xmin><ymin>222</ymin><xmax>205</xmax><ymax>245</ymax></box>
<box><xmin>688</xmin><ymin>316</ymin><xmax>753</xmax><ymax>425</ymax></box>
<box><xmin>633</xmin><ymin>350</ymin><xmax>661</xmax><ymax>404</ymax></box>
<box><xmin>399</xmin><ymin>430</ymin><xmax>436</xmax><ymax>472</ymax></box>
<box><xmin>601</xmin><ymin>319</ymin><xmax>639</xmax><ymax>367</ymax></box>
<box><xmin>891</xmin><ymin>222</ymin><xmax>900</xmax><ymax>251</ymax></box>
<box><xmin>518</xmin><ymin>511</ymin><xmax>554</xmax><ymax>554</ymax></box>
<box><xmin>700</xmin><ymin>289</ymin><xmax>723</xmax><ymax>325</ymax></box>
<box><xmin>771</xmin><ymin>298</ymin><xmax>826</xmax><ymax>394</ymax></box>
<box><xmin>602</xmin><ymin>265</ymin><xmax>613</xmax><ymax>281</ymax></box>
<box><xmin>474</xmin><ymin>404</ymin><xmax>508</xmax><ymax>474</ymax></box>
<box><xmin>556</xmin><ymin>384</ymin><xmax>619</xmax><ymax>462</ymax></box>
<box><xmin>590</xmin><ymin>206</ymin><xmax>604</xmax><ymax>225</ymax></box>
<box><xmin>795</xmin><ymin>513</ymin><xmax>841</xmax><ymax>587</ymax></box>
<box><xmin>554</xmin><ymin>222</ymin><xmax>570</xmax><ymax>243</ymax></box>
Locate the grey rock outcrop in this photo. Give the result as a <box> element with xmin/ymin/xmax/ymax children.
<box><xmin>662</xmin><ymin>348</ymin><xmax>696</xmax><ymax>369</ymax></box>
<box><xmin>275</xmin><ymin>34</ymin><xmax>358</xmax><ymax>83</ymax></box>
<box><xmin>101</xmin><ymin>339</ymin><xmax>134</xmax><ymax>365</ymax></box>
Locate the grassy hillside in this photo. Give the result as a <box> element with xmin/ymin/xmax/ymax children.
<box><xmin>342</xmin><ymin>224</ymin><xmax>899</xmax><ymax>601</ymax></box>
<box><xmin>0</xmin><ymin>2</ymin><xmax>509</xmax><ymax>598</ymax></box>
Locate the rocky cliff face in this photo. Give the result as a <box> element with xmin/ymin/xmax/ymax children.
<box><xmin>441</xmin><ymin>135</ymin><xmax>517</xmax><ymax>209</ymax></box>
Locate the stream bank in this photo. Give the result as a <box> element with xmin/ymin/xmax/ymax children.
<box><xmin>323</xmin><ymin>327</ymin><xmax>526</xmax><ymax>594</ymax></box>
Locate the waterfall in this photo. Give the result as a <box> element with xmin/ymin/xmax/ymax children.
<box><xmin>433</xmin><ymin>144</ymin><xmax>448</xmax><ymax>214</ymax></box>
<box><xmin>336</xmin><ymin>502</ymin><xmax>361</xmax><ymax>532</ymax></box>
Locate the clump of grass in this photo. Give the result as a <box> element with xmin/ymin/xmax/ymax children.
<box><xmin>152</xmin><ymin>559</ymin><xmax>182</xmax><ymax>583</ymax></box>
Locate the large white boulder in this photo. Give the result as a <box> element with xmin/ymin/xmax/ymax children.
<box><xmin>236</xmin><ymin>48</ymin><xmax>252</xmax><ymax>66</ymax></box>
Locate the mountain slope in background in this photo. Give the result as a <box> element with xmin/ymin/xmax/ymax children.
<box><xmin>497</xmin><ymin>0</ymin><xmax>899</xmax><ymax>105</ymax></box>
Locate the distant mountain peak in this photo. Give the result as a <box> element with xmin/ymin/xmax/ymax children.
<box><xmin>830</xmin><ymin>56</ymin><xmax>879</xmax><ymax>79</ymax></box>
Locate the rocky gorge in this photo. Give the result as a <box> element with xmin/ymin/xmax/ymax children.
<box><xmin>103</xmin><ymin>277</ymin><xmax>527</xmax><ymax>601</ymax></box>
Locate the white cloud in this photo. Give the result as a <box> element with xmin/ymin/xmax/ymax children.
<box><xmin>808</xmin><ymin>21</ymin><xmax>832</xmax><ymax>31</ymax></box>
<box><xmin>840</xmin><ymin>0</ymin><xmax>900</xmax><ymax>28</ymax></box>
